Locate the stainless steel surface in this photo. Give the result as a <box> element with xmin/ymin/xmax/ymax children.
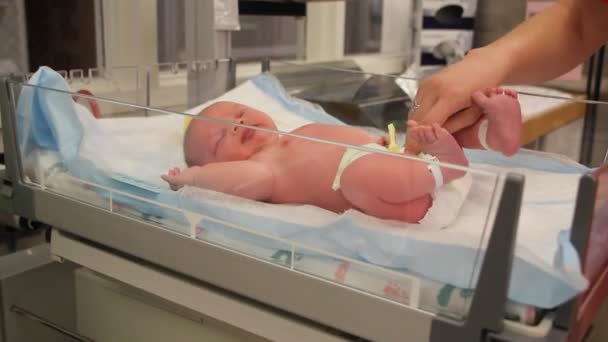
<box><xmin>10</xmin><ymin>305</ymin><xmax>95</xmax><ymax>342</ymax></box>
<box><xmin>270</xmin><ymin>60</ymin><xmax>411</xmax><ymax>127</ymax></box>
<box><xmin>0</xmin><ymin>243</ymin><xmax>53</xmax><ymax>280</ymax></box>
<box><xmin>2</xmin><ymin>260</ymin><xmax>78</xmax><ymax>342</ymax></box>
<box><xmin>38</xmin><ymin>188</ymin><xmax>435</xmax><ymax>342</ymax></box>
<box><xmin>0</xmin><ymin>80</ymin><xmax>35</xmax><ymax>220</ymax></box>
<box><xmin>185</xmin><ymin>0</ymin><xmax>232</xmax><ymax>108</ymax></box>
<box><xmin>490</xmin><ymin>313</ymin><xmax>567</xmax><ymax>342</ymax></box>
<box><xmin>58</xmin><ymin>234</ymin><xmax>346</xmax><ymax>342</ymax></box>
<box><xmin>0</xmin><ymin>0</ymin><xmax>28</xmax><ymax>73</ymax></box>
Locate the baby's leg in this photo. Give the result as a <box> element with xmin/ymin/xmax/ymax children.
<box><xmin>454</xmin><ymin>88</ymin><xmax>522</xmax><ymax>156</ymax></box>
<box><xmin>348</xmin><ymin>192</ymin><xmax>434</xmax><ymax>223</ymax></box>
<box><xmin>408</xmin><ymin>122</ymin><xmax>468</xmax><ymax>182</ymax></box>
<box><xmin>338</xmin><ymin>124</ymin><xmax>467</xmax><ymax>222</ymax></box>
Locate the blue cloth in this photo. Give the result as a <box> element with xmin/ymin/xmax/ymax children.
<box><xmin>16</xmin><ymin>66</ymin><xmax>590</xmax><ymax>309</ymax></box>
<box><xmin>16</xmin><ymin>67</ymin><xmax>84</xmax><ymax>163</ymax></box>
<box><xmin>464</xmin><ymin>149</ymin><xmax>589</xmax><ymax>174</ymax></box>
<box><xmin>16</xmin><ymin>67</ymin><xmax>184</xmax><ymax>220</ymax></box>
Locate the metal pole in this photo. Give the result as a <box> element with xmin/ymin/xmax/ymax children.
<box><xmin>262</xmin><ymin>58</ymin><xmax>271</xmax><ymax>73</ymax></box>
<box><xmin>580</xmin><ymin>54</ymin><xmax>596</xmax><ymax>165</ymax></box>
<box><xmin>580</xmin><ymin>45</ymin><xmax>606</xmax><ymax>165</ymax></box>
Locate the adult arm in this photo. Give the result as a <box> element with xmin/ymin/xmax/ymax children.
<box><xmin>409</xmin><ymin>0</ymin><xmax>608</xmax><ymax>138</ymax></box>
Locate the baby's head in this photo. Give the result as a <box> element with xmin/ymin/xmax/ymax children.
<box><xmin>184</xmin><ymin>101</ymin><xmax>279</xmax><ymax>166</ymax></box>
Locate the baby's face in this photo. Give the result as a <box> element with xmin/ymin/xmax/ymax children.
<box><xmin>186</xmin><ymin>102</ymin><xmax>279</xmax><ymax>165</ymax></box>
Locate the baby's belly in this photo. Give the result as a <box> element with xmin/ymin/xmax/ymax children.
<box><xmin>269</xmin><ymin>146</ymin><xmax>352</xmax><ymax>212</ymax></box>
<box><xmin>267</xmin><ymin>126</ymin><xmax>380</xmax><ymax>213</ymax></box>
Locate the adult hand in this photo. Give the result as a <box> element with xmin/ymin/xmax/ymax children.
<box><xmin>404</xmin><ymin>0</ymin><xmax>608</xmax><ymax>153</ymax></box>
<box><xmin>406</xmin><ymin>49</ymin><xmax>504</xmax><ymax>151</ymax></box>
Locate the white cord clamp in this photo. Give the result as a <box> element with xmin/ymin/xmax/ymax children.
<box><xmin>417</xmin><ymin>152</ymin><xmax>443</xmax><ymax>189</ymax></box>
<box><xmin>478</xmin><ymin>119</ymin><xmax>493</xmax><ymax>151</ymax></box>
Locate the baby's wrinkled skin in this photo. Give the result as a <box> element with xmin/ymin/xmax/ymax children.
<box><xmin>163</xmin><ymin>90</ymin><xmax>520</xmax><ymax>223</ymax></box>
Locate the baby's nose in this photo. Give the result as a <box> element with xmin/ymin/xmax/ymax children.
<box><xmin>231</xmin><ymin>119</ymin><xmax>245</xmax><ymax>133</ymax></box>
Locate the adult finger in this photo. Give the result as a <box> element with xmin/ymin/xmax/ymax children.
<box><xmin>414</xmin><ymin>95</ymin><xmax>467</xmax><ymax>126</ymax></box>
<box><xmin>408</xmin><ymin>92</ymin><xmax>437</xmax><ymax>122</ymax></box>
<box><xmin>443</xmin><ymin>106</ymin><xmax>483</xmax><ymax>133</ymax></box>
<box><xmin>406</xmin><ymin>97</ymin><xmax>460</xmax><ymax>152</ymax></box>
<box><xmin>471</xmin><ymin>90</ymin><xmax>490</xmax><ymax>108</ymax></box>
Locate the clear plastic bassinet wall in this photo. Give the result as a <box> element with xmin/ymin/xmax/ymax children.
<box><xmin>4</xmin><ymin>60</ymin><xmax>594</xmax><ymax>326</ymax></box>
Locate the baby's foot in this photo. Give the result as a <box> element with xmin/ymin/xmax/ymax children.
<box><xmin>161</xmin><ymin>167</ymin><xmax>184</xmax><ymax>191</ymax></box>
<box><xmin>408</xmin><ymin>121</ymin><xmax>468</xmax><ymax>183</ymax></box>
<box><xmin>472</xmin><ymin>87</ymin><xmax>522</xmax><ymax>156</ymax></box>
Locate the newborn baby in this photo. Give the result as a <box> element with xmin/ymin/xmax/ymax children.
<box><xmin>162</xmin><ymin>88</ymin><xmax>521</xmax><ymax>223</ymax></box>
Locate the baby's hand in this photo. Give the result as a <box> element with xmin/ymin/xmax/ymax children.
<box><xmin>161</xmin><ymin>167</ymin><xmax>185</xmax><ymax>191</ymax></box>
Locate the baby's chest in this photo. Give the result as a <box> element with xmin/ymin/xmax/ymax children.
<box><xmin>266</xmin><ymin>142</ymin><xmax>341</xmax><ymax>186</ymax></box>
<box><xmin>276</xmin><ymin>136</ymin><xmax>344</xmax><ymax>163</ymax></box>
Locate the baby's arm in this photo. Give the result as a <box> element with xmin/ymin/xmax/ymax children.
<box><xmin>161</xmin><ymin>161</ymin><xmax>274</xmax><ymax>201</ymax></box>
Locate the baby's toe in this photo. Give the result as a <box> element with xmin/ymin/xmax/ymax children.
<box><xmin>409</xmin><ymin>126</ymin><xmax>420</xmax><ymax>141</ymax></box>
<box><xmin>422</xmin><ymin>127</ymin><xmax>436</xmax><ymax>143</ymax></box>
<box><xmin>431</xmin><ymin>123</ymin><xmax>446</xmax><ymax>138</ymax></box>
<box><xmin>505</xmin><ymin>89</ymin><xmax>518</xmax><ymax>99</ymax></box>
<box><xmin>411</xmin><ymin>127</ymin><xmax>425</xmax><ymax>144</ymax></box>
<box><xmin>407</xmin><ymin>120</ymin><xmax>418</xmax><ymax>131</ymax></box>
